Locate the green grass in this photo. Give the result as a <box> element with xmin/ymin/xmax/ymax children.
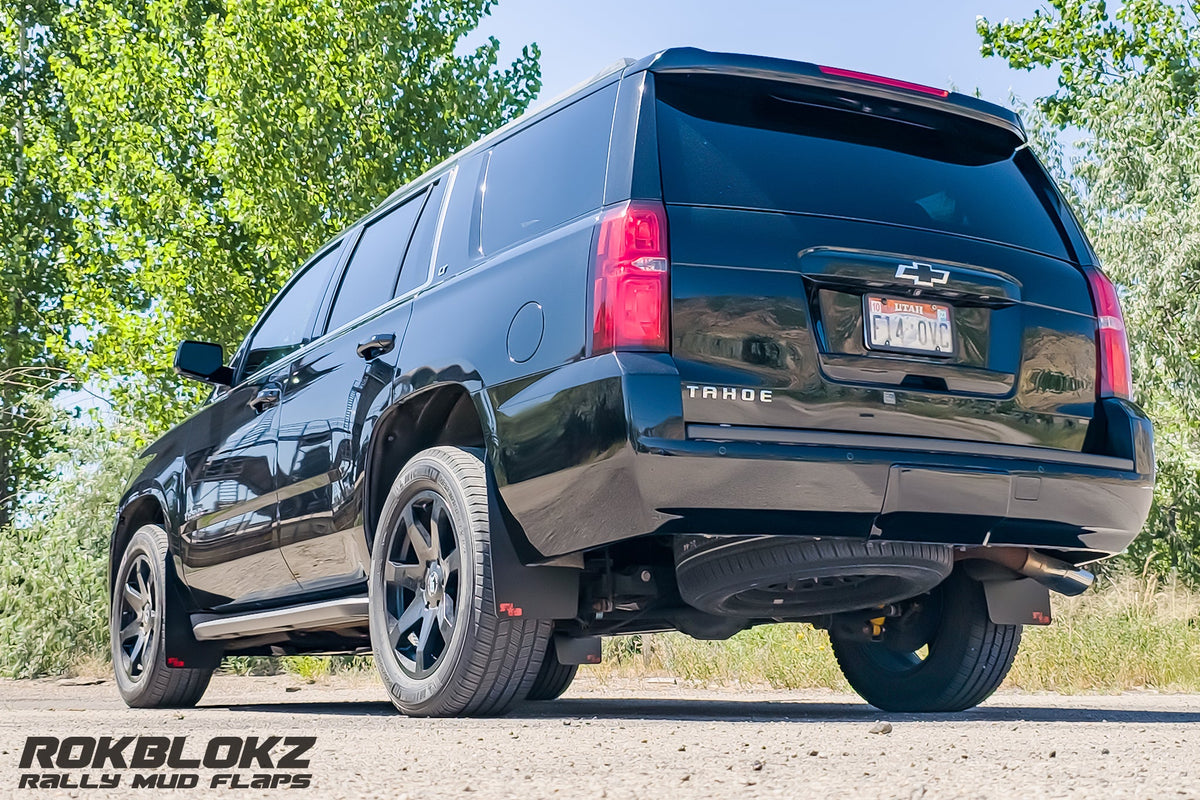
<box><xmin>1006</xmin><ymin>575</ymin><xmax>1200</xmax><ymax>692</ymax></box>
<box><xmin>217</xmin><ymin>654</ymin><xmax>374</xmax><ymax>681</ymax></box>
<box><xmin>589</xmin><ymin>575</ymin><xmax>1200</xmax><ymax>693</ymax></box>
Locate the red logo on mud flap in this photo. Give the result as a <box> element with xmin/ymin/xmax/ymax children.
<box><xmin>499</xmin><ymin>603</ymin><xmax>523</xmax><ymax>617</ymax></box>
<box><xmin>1031</xmin><ymin>610</ymin><xmax>1051</xmax><ymax>625</ymax></box>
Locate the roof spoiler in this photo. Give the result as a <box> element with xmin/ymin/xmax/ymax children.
<box><xmin>625</xmin><ymin>47</ymin><xmax>1026</xmax><ymax>143</ymax></box>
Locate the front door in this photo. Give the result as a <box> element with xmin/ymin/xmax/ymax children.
<box><xmin>180</xmin><ymin>238</ymin><xmax>347</xmax><ymax>609</ymax></box>
<box><xmin>179</xmin><ymin>365</ymin><xmax>295</xmax><ymax>608</ymax></box>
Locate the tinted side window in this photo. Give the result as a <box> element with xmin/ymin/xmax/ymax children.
<box><xmin>326</xmin><ymin>192</ymin><xmax>425</xmax><ymax>332</ymax></box>
<box><xmin>480</xmin><ymin>84</ymin><xmax>616</xmax><ymax>255</ymax></box>
<box><xmin>244</xmin><ymin>245</ymin><xmax>342</xmax><ymax>376</ymax></box>
<box><xmin>395</xmin><ymin>179</ymin><xmax>446</xmax><ymax>298</ymax></box>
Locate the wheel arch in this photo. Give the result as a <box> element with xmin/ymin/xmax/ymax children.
<box><xmin>363</xmin><ymin>381</ymin><xmax>580</xmax><ymax>620</ymax></box>
<box><xmin>110</xmin><ymin>488</ymin><xmax>222</xmax><ymax>671</ymax></box>
<box><xmin>109</xmin><ymin>489</ymin><xmax>168</xmax><ymax>594</ymax></box>
<box><xmin>364</xmin><ymin>382</ymin><xmax>489</xmax><ymax>550</ymax></box>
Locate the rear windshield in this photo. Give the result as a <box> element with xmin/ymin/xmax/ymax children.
<box><xmin>655</xmin><ymin>74</ymin><xmax>1070</xmax><ymax>259</ymax></box>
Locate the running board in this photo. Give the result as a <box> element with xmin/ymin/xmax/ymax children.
<box><xmin>191</xmin><ymin>597</ymin><xmax>369</xmax><ymax>641</ymax></box>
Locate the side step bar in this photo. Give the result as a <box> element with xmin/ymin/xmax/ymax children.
<box><xmin>191</xmin><ymin>597</ymin><xmax>369</xmax><ymax>641</ymax></box>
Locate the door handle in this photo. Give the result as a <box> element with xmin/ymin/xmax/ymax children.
<box><xmin>356</xmin><ymin>332</ymin><xmax>396</xmax><ymax>361</ymax></box>
<box><xmin>248</xmin><ymin>386</ymin><xmax>281</xmax><ymax>412</ymax></box>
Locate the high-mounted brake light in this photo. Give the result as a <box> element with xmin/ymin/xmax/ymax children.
<box><xmin>1083</xmin><ymin>266</ymin><xmax>1133</xmax><ymax>400</ymax></box>
<box><xmin>818</xmin><ymin>65</ymin><xmax>950</xmax><ymax>98</ymax></box>
<box><xmin>591</xmin><ymin>201</ymin><xmax>670</xmax><ymax>353</ymax></box>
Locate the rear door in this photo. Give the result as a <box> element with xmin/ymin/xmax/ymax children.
<box><xmin>274</xmin><ymin>180</ymin><xmax>444</xmax><ymax>593</ymax></box>
<box><xmin>654</xmin><ymin>71</ymin><xmax>1098</xmax><ymax>452</ymax></box>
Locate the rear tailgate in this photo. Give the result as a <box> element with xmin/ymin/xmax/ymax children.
<box><xmin>654</xmin><ymin>70</ymin><xmax>1098</xmax><ymax>452</ymax></box>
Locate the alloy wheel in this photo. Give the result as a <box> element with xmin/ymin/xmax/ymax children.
<box><xmin>383</xmin><ymin>490</ymin><xmax>461</xmax><ymax>679</ymax></box>
<box><xmin>116</xmin><ymin>553</ymin><xmax>157</xmax><ymax>681</ymax></box>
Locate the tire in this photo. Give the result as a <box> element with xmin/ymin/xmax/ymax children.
<box><xmin>110</xmin><ymin>524</ymin><xmax>213</xmax><ymax>708</ymax></box>
<box><xmin>369</xmin><ymin>446</ymin><xmax>551</xmax><ymax>717</ymax></box>
<box><xmin>829</xmin><ymin>568</ymin><xmax>1022</xmax><ymax>712</ymax></box>
<box><xmin>525</xmin><ymin>642</ymin><xmax>578</xmax><ymax>701</ymax></box>
<box><xmin>674</xmin><ymin>536</ymin><xmax>953</xmax><ymax>618</ymax></box>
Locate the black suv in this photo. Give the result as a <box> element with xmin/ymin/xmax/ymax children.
<box><xmin>109</xmin><ymin>49</ymin><xmax>1154</xmax><ymax>716</ymax></box>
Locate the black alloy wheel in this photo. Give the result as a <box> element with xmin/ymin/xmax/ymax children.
<box><xmin>110</xmin><ymin>524</ymin><xmax>214</xmax><ymax>708</ymax></box>
<box><xmin>382</xmin><ymin>491</ymin><xmax>462</xmax><ymax>679</ymax></box>
<box><xmin>829</xmin><ymin>568</ymin><xmax>1022</xmax><ymax>712</ymax></box>
<box><xmin>116</xmin><ymin>552</ymin><xmax>158</xmax><ymax>681</ymax></box>
<box><xmin>369</xmin><ymin>446</ymin><xmax>551</xmax><ymax>717</ymax></box>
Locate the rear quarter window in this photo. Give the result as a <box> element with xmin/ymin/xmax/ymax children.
<box><xmin>479</xmin><ymin>83</ymin><xmax>617</xmax><ymax>255</ymax></box>
<box><xmin>655</xmin><ymin>74</ymin><xmax>1070</xmax><ymax>259</ymax></box>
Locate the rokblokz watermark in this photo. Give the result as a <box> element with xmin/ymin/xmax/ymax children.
<box><xmin>16</xmin><ymin>735</ymin><xmax>315</xmax><ymax>790</ymax></box>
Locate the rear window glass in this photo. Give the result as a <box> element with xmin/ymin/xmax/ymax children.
<box><xmin>655</xmin><ymin>74</ymin><xmax>1069</xmax><ymax>259</ymax></box>
<box><xmin>480</xmin><ymin>83</ymin><xmax>616</xmax><ymax>255</ymax></box>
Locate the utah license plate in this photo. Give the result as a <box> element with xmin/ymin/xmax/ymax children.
<box><xmin>863</xmin><ymin>294</ymin><xmax>954</xmax><ymax>357</ymax></box>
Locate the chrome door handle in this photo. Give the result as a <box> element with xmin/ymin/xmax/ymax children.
<box><xmin>356</xmin><ymin>332</ymin><xmax>396</xmax><ymax>361</ymax></box>
<box><xmin>248</xmin><ymin>386</ymin><xmax>281</xmax><ymax>412</ymax></box>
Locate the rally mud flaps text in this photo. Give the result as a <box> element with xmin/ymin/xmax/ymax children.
<box><xmin>16</xmin><ymin>736</ymin><xmax>314</xmax><ymax>790</ymax></box>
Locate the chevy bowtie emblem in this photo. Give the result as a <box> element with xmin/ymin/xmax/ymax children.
<box><xmin>896</xmin><ymin>261</ymin><xmax>949</xmax><ymax>287</ymax></box>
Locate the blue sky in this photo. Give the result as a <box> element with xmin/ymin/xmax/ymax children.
<box><xmin>468</xmin><ymin>1</ymin><xmax>1059</xmax><ymax>111</ymax></box>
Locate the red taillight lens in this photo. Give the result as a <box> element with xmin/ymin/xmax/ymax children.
<box><xmin>591</xmin><ymin>201</ymin><xmax>670</xmax><ymax>353</ymax></box>
<box><xmin>1084</xmin><ymin>266</ymin><xmax>1133</xmax><ymax>400</ymax></box>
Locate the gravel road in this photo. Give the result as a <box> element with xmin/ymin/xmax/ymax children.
<box><xmin>1</xmin><ymin>674</ymin><xmax>1197</xmax><ymax>800</ymax></box>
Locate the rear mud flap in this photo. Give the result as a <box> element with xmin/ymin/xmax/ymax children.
<box><xmin>487</xmin><ymin>470</ymin><xmax>580</xmax><ymax>620</ymax></box>
<box><xmin>980</xmin><ymin>575</ymin><xmax>1052</xmax><ymax>626</ymax></box>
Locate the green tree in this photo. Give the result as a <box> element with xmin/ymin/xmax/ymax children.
<box><xmin>53</xmin><ymin>0</ymin><xmax>539</xmax><ymax>429</ymax></box>
<box><xmin>979</xmin><ymin>0</ymin><xmax>1200</xmax><ymax>125</ymax></box>
<box><xmin>981</xmin><ymin>3</ymin><xmax>1200</xmax><ymax>577</ymax></box>
<box><xmin>0</xmin><ymin>398</ymin><xmax>140</xmax><ymax>677</ymax></box>
<box><xmin>0</xmin><ymin>3</ymin><xmax>74</xmax><ymax>529</ymax></box>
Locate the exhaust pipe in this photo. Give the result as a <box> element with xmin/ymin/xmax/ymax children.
<box><xmin>964</xmin><ymin>548</ymin><xmax>1094</xmax><ymax>596</ymax></box>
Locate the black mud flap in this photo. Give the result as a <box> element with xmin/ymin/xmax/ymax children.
<box><xmin>163</xmin><ymin>562</ymin><xmax>224</xmax><ymax>670</ymax></box>
<box><xmin>486</xmin><ymin>471</ymin><xmax>580</xmax><ymax>621</ymax></box>
<box><xmin>554</xmin><ymin>635</ymin><xmax>601</xmax><ymax>665</ymax></box>
<box><xmin>981</xmin><ymin>577</ymin><xmax>1052</xmax><ymax>626</ymax></box>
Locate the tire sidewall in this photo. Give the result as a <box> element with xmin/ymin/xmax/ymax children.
<box><xmin>369</xmin><ymin>452</ymin><xmax>481</xmax><ymax>712</ymax></box>
<box><xmin>110</xmin><ymin>525</ymin><xmax>169</xmax><ymax>703</ymax></box>
<box><xmin>831</xmin><ymin>569</ymin><xmax>1020</xmax><ymax>710</ymax></box>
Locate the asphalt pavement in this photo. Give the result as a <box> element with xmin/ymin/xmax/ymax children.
<box><xmin>2</xmin><ymin>674</ymin><xmax>1198</xmax><ymax>799</ymax></box>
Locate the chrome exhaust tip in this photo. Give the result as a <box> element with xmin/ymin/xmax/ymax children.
<box><xmin>962</xmin><ymin>547</ymin><xmax>1095</xmax><ymax>597</ymax></box>
<box><xmin>1019</xmin><ymin>551</ymin><xmax>1094</xmax><ymax>597</ymax></box>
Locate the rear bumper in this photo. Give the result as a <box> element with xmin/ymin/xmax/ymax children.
<box><xmin>636</xmin><ymin>418</ymin><xmax>1152</xmax><ymax>559</ymax></box>
<box><xmin>492</xmin><ymin>354</ymin><xmax>1154</xmax><ymax>561</ymax></box>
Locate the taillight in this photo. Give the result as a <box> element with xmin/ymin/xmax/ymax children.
<box><xmin>1083</xmin><ymin>266</ymin><xmax>1133</xmax><ymax>400</ymax></box>
<box><xmin>590</xmin><ymin>201</ymin><xmax>670</xmax><ymax>354</ymax></box>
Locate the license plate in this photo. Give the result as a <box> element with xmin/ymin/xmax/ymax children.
<box><xmin>863</xmin><ymin>294</ymin><xmax>954</xmax><ymax>357</ymax></box>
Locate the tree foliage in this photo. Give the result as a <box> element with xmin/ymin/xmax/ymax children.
<box><xmin>979</xmin><ymin>0</ymin><xmax>1200</xmax><ymax>124</ymax></box>
<box><xmin>0</xmin><ymin>399</ymin><xmax>139</xmax><ymax>677</ymax></box>
<box><xmin>52</xmin><ymin>0</ymin><xmax>540</xmax><ymax>428</ymax></box>
<box><xmin>0</xmin><ymin>3</ymin><xmax>75</xmax><ymax>529</ymax></box>
<box><xmin>981</xmin><ymin>2</ymin><xmax>1200</xmax><ymax>578</ymax></box>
